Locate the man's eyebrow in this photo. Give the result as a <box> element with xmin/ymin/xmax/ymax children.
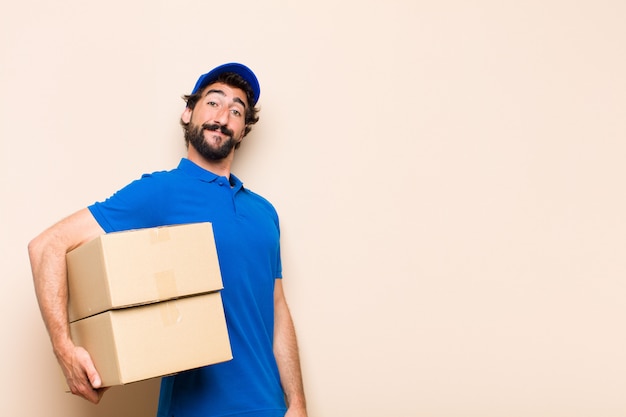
<box><xmin>233</xmin><ymin>97</ymin><xmax>246</xmax><ymax>109</ymax></box>
<box><xmin>205</xmin><ymin>89</ymin><xmax>225</xmax><ymax>97</ymax></box>
<box><xmin>205</xmin><ymin>89</ymin><xmax>247</xmax><ymax>109</ymax></box>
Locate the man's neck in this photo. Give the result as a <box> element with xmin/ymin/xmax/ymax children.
<box><xmin>187</xmin><ymin>147</ymin><xmax>234</xmax><ymax>178</ymax></box>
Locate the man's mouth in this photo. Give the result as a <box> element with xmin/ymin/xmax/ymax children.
<box><xmin>202</xmin><ymin>123</ymin><xmax>234</xmax><ymax>138</ymax></box>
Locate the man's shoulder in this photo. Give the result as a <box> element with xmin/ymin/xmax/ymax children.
<box><xmin>134</xmin><ymin>166</ymin><xmax>187</xmax><ymax>186</ymax></box>
<box><xmin>242</xmin><ymin>188</ymin><xmax>279</xmax><ymax>216</ymax></box>
<box><xmin>242</xmin><ymin>186</ymin><xmax>272</xmax><ymax>204</ymax></box>
<box><xmin>139</xmin><ymin>166</ymin><xmax>180</xmax><ymax>179</ymax></box>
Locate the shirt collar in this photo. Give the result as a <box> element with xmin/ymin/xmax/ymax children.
<box><xmin>178</xmin><ymin>158</ymin><xmax>244</xmax><ymax>189</ymax></box>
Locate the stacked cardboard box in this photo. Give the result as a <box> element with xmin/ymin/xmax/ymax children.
<box><xmin>66</xmin><ymin>222</ymin><xmax>232</xmax><ymax>387</ymax></box>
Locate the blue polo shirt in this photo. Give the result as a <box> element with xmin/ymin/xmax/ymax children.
<box><xmin>88</xmin><ymin>158</ymin><xmax>287</xmax><ymax>417</ymax></box>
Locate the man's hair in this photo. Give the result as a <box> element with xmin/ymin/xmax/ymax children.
<box><xmin>181</xmin><ymin>72</ymin><xmax>260</xmax><ymax>142</ymax></box>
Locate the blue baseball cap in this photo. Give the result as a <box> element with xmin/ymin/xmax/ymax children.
<box><xmin>191</xmin><ymin>63</ymin><xmax>260</xmax><ymax>106</ymax></box>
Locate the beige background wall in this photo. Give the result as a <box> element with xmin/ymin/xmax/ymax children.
<box><xmin>2</xmin><ymin>1</ymin><xmax>625</xmax><ymax>416</ymax></box>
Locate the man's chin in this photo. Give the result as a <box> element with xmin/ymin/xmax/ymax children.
<box><xmin>194</xmin><ymin>140</ymin><xmax>235</xmax><ymax>161</ymax></box>
<box><xmin>204</xmin><ymin>131</ymin><xmax>226</xmax><ymax>144</ymax></box>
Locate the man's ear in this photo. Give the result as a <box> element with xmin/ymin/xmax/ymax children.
<box><xmin>238</xmin><ymin>125</ymin><xmax>247</xmax><ymax>140</ymax></box>
<box><xmin>181</xmin><ymin>107</ymin><xmax>192</xmax><ymax>124</ymax></box>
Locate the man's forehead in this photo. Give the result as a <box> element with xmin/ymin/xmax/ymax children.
<box><xmin>203</xmin><ymin>82</ymin><xmax>248</xmax><ymax>108</ymax></box>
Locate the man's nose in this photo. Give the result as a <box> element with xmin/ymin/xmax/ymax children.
<box><xmin>214</xmin><ymin>107</ymin><xmax>229</xmax><ymax>125</ymax></box>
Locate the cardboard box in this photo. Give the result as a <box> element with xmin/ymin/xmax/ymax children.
<box><xmin>66</xmin><ymin>222</ymin><xmax>223</xmax><ymax>322</ymax></box>
<box><xmin>69</xmin><ymin>292</ymin><xmax>232</xmax><ymax>387</ymax></box>
<box><xmin>64</xmin><ymin>222</ymin><xmax>231</xmax><ymax>388</ymax></box>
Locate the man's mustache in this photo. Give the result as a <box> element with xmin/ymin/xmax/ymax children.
<box><xmin>202</xmin><ymin>123</ymin><xmax>234</xmax><ymax>138</ymax></box>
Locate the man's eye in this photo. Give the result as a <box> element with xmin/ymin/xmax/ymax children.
<box><xmin>231</xmin><ymin>109</ymin><xmax>242</xmax><ymax>117</ymax></box>
<box><xmin>208</xmin><ymin>101</ymin><xmax>218</xmax><ymax>107</ymax></box>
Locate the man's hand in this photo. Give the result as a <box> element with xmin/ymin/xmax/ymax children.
<box><xmin>57</xmin><ymin>344</ymin><xmax>108</xmax><ymax>404</ymax></box>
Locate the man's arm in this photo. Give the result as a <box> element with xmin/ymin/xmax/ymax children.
<box><xmin>28</xmin><ymin>208</ymin><xmax>107</xmax><ymax>404</ymax></box>
<box><xmin>274</xmin><ymin>279</ymin><xmax>308</xmax><ymax>417</ymax></box>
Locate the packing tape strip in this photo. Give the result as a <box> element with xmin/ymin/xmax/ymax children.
<box><xmin>149</xmin><ymin>227</ymin><xmax>171</xmax><ymax>243</ymax></box>
<box><xmin>154</xmin><ymin>269</ymin><xmax>178</xmax><ymax>299</ymax></box>
<box><xmin>159</xmin><ymin>300</ymin><xmax>182</xmax><ymax>326</ymax></box>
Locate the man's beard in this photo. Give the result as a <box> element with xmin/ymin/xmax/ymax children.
<box><xmin>185</xmin><ymin>122</ymin><xmax>238</xmax><ymax>161</ymax></box>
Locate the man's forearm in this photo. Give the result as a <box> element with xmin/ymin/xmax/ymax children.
<box><xmin>274</xmin><ymin>280</ymin><xmax>307</xmax><ymax>413</ymax></box>
<box><xmin>28</xmin><ymin>209</ymin><xmax>107</xmax><ymax>404</ymax></box>
<box><xmin>29</xmin><ymin>226</ymin><xmax>74</xmax><ymax>355</ymax></box>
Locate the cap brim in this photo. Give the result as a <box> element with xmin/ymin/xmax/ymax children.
<box><xmin>191</xmin><ymin>63</ymin><xmax>260</xmax><ymax>106</ymax></box>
